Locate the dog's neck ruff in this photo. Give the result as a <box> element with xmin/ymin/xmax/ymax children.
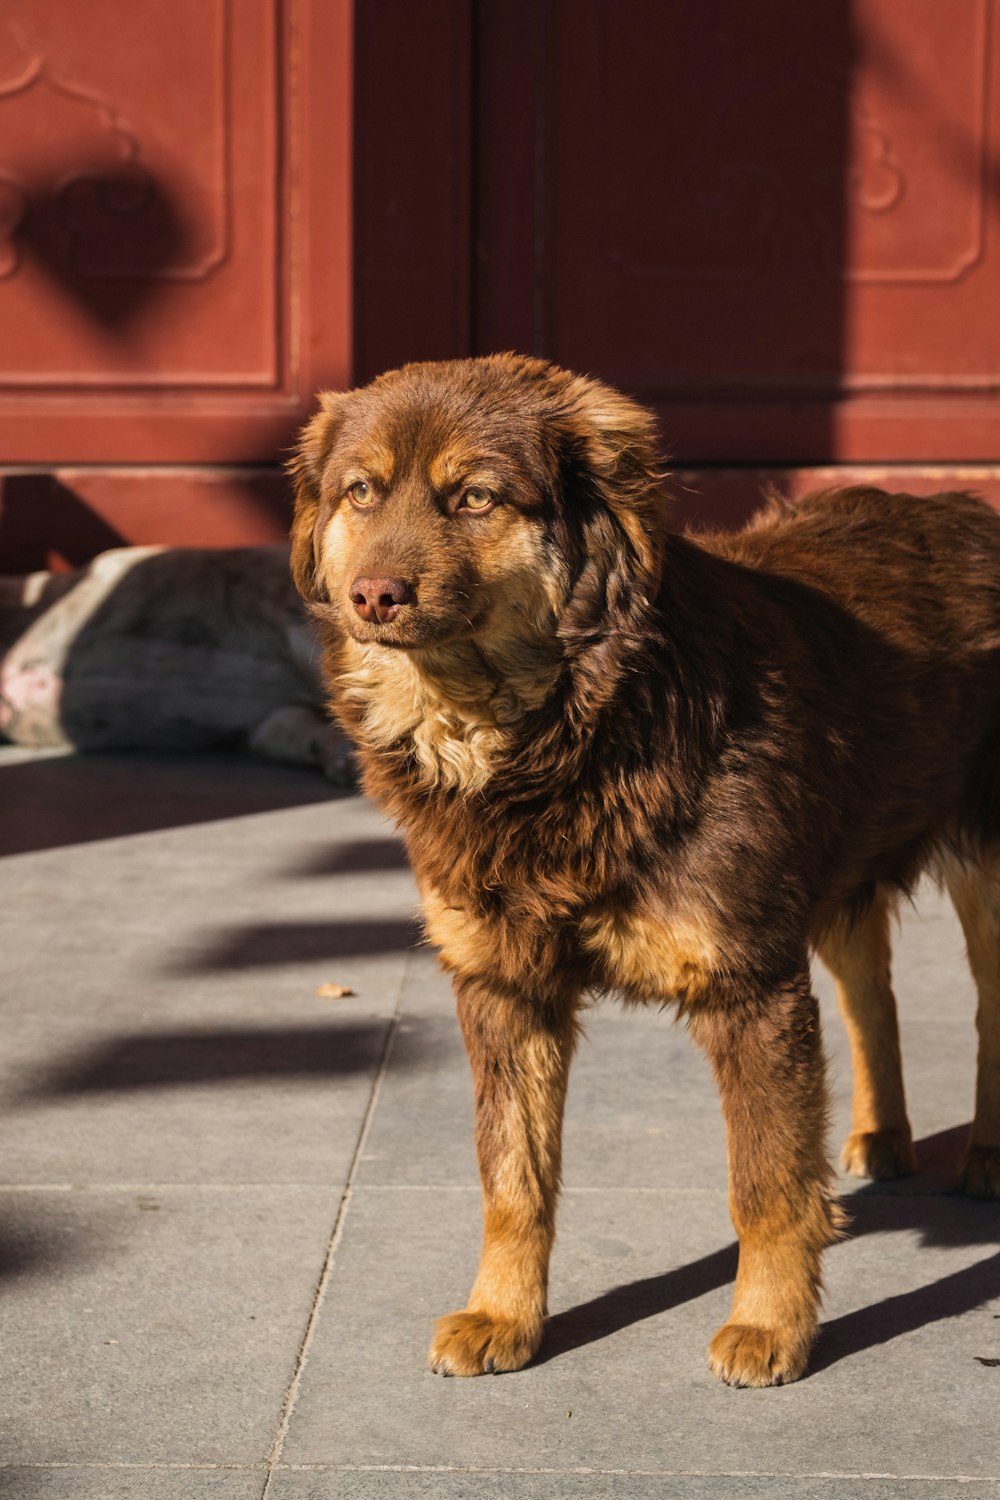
<box><xmin>338</xmin><ymin>634</ymin><xmax>560</xmax><ymax>793</ymax></box>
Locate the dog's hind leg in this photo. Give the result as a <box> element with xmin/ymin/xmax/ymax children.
<box><xmin>690</xmin><ymin>971</ymin><xmax>844</xmax><ymax>1387</ymax></box>
<box><xmin>814</xmin><ymin>892</ymin><xmax>916</xmax><ymax>1180</ymax></box>
<box><xmin>943</xmin><ymin>852</ymin><xmax>1000</xmax><ymax>1197</ymax></box>
<box><xmin>428</xmin><ymin>976</ymin><xmax>579</xmax><ymax>1376</ymax></box>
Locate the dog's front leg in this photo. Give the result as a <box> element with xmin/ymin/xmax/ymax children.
<box><xmin>690</xmin><ymin>972</ymin><xmax>843</xmax><ymax>1387</ymax></box>
<box><xmin>429</xmin><ymin>975</ymin><xmax>578</xmax><ymax>1376</ymax></box>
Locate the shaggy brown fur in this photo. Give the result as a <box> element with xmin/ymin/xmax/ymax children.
<box><xmin>291</xmin><ymin>353</ymin><xmax>1000</xmax><ymax>1387</ymax></box>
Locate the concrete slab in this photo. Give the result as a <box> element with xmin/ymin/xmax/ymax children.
<box><xmin>0</xmin><ymin>1186</ymin><xmax>337</xmax><ymax>1466</ymax></box>
<box><xmin>0</xmin><ymin>778</ymin><xmax>418</xmax><ymax>1186</ymax></box>
<box><xmin>280</xmin><ymin>1184</ymin><xmax>1000</xmax><ymax>1480</ymax></box>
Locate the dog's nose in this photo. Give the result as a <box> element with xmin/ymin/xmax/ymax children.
<box><xmin>349</xmin><ymin>575</ymin><xmax>415</xmax><ymax>624</ymax></box>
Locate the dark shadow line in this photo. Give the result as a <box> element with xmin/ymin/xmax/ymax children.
<box><xmin>171</xmin><ymin>918</ymin><xmax>423</xmax><ymax>973</ymax></box>
<box><xmin>0</xmin><ymin>1210</ymin><xmax>109</xmax><ymax>1286</ymax></box>
<box><xmin>284</xmin><ymin>837</ymin><xmax>410</xmax><ymax>878</ymax></box>
<box><xmin>26</xmin><ymin>1020</ymin><xmax>415</xmax><ymax>1096</ymax></box>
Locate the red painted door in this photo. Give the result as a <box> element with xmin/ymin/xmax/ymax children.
<box><xmin>476</xmin><ymin>0</ymin><xmax>1000</xmax><ymax>458</ymax></box>
<box><xmin>0</xmin><ymin>0</ymin><xmax>351</xmax><ymax>567</ymax></box>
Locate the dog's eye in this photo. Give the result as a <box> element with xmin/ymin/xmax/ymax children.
<box><xmin>460</xmin><ymin>488</ymin><xmax>494</xmax><ymax>513</ymax></box>
<box><xmin>347</xmin><ymin>480</ymin><xmax>374</xmax><ymax>507</ymax></box>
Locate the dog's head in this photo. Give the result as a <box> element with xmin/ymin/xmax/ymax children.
<box><xmin>290</xmin><ymin>354</ymin><xmax>667</xmax><ymax>658</ymax></box>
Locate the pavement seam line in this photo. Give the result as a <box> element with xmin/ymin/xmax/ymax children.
<box><xmin>3</xmin><ymin>1464</ymin><xmax>999</xmax><ymax>1483</ymax></box>
<box><xmin>259</xmin><ymin>944</ymin><xmax>414</xmax><ymax>1500</ymax></box>
<box><xmin>278</xmin><ymin>1464</ymin><xmax>1000</xmax><ymax>1483</ymax></box>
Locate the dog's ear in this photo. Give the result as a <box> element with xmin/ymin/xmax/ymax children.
<box><xmin>549</xmin><ymin>373</ymin><xmax>668</xmax><ymax>636</ymax></box>
<box><xmin>288</xmin><ymin>393</ymin><xmax>345</xmax><ymax>601</ymax></box>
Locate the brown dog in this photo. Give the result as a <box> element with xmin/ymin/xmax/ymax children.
<box><xmin>290</xmin><ymin>353</ymin><xmax>1000</xmax><ymax>1387</ymax></box>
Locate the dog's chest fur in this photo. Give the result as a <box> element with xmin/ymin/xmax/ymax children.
<box><xmin>400</xmin><ymin>758</ymin><xmax>721</xmax><ymax>1006</ymax></box>
<box><xmin>332</xmin><ymin>636</ymin><xmax>726</xmax><ymax>1006</ymax></box>
<box><xmin>333</xmin><ymin>636</ymin><xmax>562</xmax><ymax>793</ymax></box>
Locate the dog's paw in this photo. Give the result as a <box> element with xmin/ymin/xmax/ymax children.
<box><xmin>840</xmin><ymin>1128</ymin><xmax>916</xmax><ymax>1180</ymax></box>
<box><xmin>428</xmin><ymin>1310</ymin><xmax>541</xmax><ymax>1376</ymax></box>
<box><xmin>958</xmin><ymin>1144</ymin><xmax>1000</xmax><ymax>1198</ymax></box>
<box><xmin>707</xmin><ymin>1321</ymin><xmax>812</xmax><ymax>1388</ymax></box>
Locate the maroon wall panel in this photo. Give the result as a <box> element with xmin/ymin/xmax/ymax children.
<box><xmin>0</xmin><ymin>0</ymin><xmax>352</xmax><ymax>465</ymax></box>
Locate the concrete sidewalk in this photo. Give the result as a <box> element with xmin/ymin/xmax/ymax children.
<box><xmin>1</xmin><ymin>747</ymin><xmax>998</xmax><ymax>1498</ymax></box>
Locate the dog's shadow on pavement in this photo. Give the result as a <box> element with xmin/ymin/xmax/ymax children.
<box><xmin>537</xmin><ymin>1125</ymin><xmax>1000</xmax><ymax>1375</ymax></box>
<box><xmin>538</xmin><ymin>1240</ymin><xmax>740</xmax><ymax>1365</ymax></box>
<box><xmin>813</xmin><ymin>1125</ymin><xmax>1000</xmax><ymax>1374</ymax></box>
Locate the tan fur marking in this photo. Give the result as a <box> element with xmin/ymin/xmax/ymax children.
<box><xmin>428</xmin><ymin>981</ymin><xmax>577</xmax><ymax>1376</ymax></box>
<box><xmin>478</xmin><ymin>512</ymin><xmax>567</xmax><ymax>630</ymax></box>
<box><xmin>422</xmin><ymin>889</ymin><xmax>491</xmax><ymax>974</ymax></box>
<box><xmin>579</xmin><ymin>907</ymin><xmax>719</xmax><ymax>1003</ymax></box>
<box><xmin>466</xmin><ymin>1027</ymin><xmax>570</xmax><ymax>1324</ymax></box>
<box><xmin>427</xmin><ymin>450</ymin><xmax>459</xmax><ymax>491</ymax></box>
<box><xmin>426</xmin><ymin>448</ymin><xmax>505</xmax><ymax>495</ymax></box>
<box><xmin>338</xmin><ymin>438</ymin><xmax>395</xmax><ymax>492</ymax></box>
<box><xmin>316</xmin><ymin>509</ymin><xmax>351</xmax><ymax>600</ymax></box>
<box><xmin>814</xmin><ymin>894</ymin><xmax>915</xmax><ymax>1179</ymax></box>
<box><xmin>709</xmin><ymin>1200</ymin><xmax>845</xmax><ymax>1387</ymax></box>
<box><xmin>943</xmin><ymin>854</ymin><xmax>1000</xmax><ymax>1187</ymax></box>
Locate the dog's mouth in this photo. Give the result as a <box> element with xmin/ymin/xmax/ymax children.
<box><xmin>346</xmin><ymin>611</ymin><xmax>431</xmax><ymax>649</ymax></box>
<box><xmin>311</xmin><ymin>595</ymin><xmax>483</xmax><ymax>652</ymax></box>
